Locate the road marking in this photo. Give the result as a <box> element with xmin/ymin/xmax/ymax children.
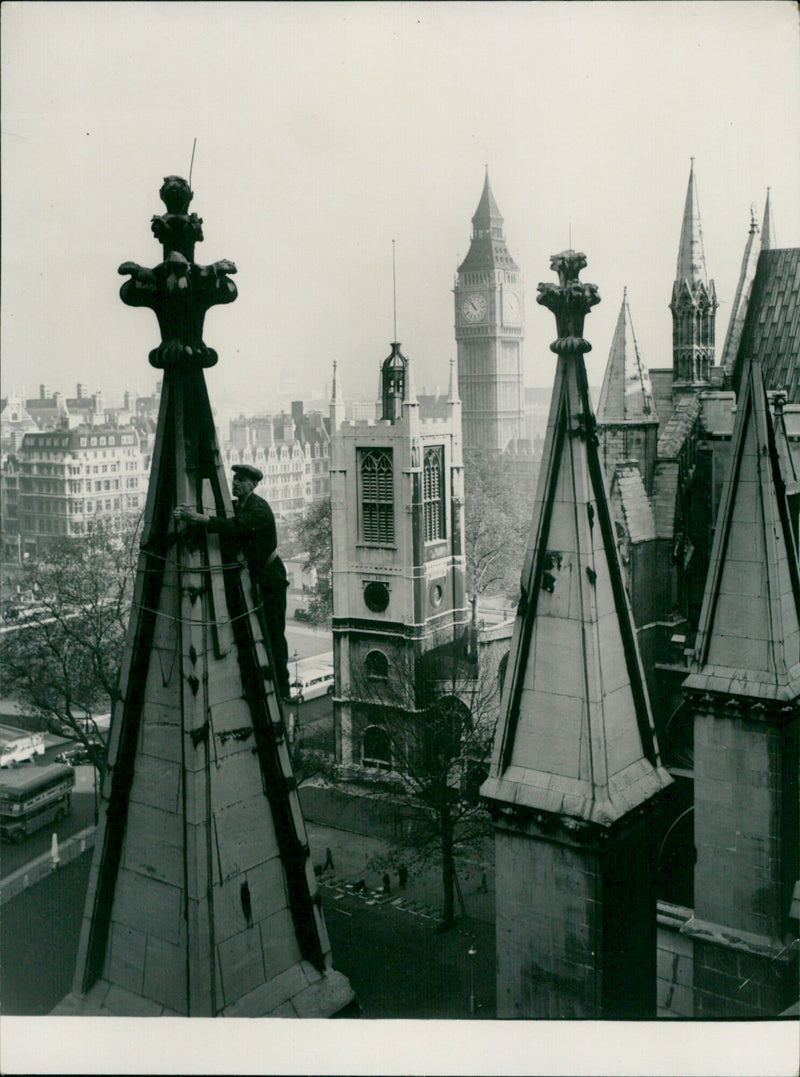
<box><xmin>334</xmin><ymin>907</ymin><xmax>353</xmax><ymax>916</ymax></box>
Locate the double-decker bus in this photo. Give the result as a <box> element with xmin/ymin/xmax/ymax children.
<box><xmin>0</xmin><ymin>763</ymin><xmax>75</xmax><ymax>843</ymax></box>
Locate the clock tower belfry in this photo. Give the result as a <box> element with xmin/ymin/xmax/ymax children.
<box><xmin>455</xmin><ymin>171</ymin><xmax>525</xmax><ymax>452</ymax></box>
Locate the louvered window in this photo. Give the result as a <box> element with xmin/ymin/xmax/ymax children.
<box><xmin>360</xmin><ymin>448</ymin><xmax>394</xmax><ymax>544</ymax></box>
<box><xmin>423</xmin><ymin>446</ymin><xmax>445</xmax><ymax>542</ymax></box>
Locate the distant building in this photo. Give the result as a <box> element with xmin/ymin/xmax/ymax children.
<box><xmin>222</xmin><ymin>401</ymin><xmax>331</xmax><ymax>518</ymax></box>
<box><xmin>16</xmin><ymin>423</ymin><xmax>147</xmax><ymax>557</ymax></box>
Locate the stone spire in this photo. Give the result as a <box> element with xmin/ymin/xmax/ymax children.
<box><xmin>447</xmin><ymin>355</ymin><xmax>461</xmax><ymax>406</ymax></box>
<box><xmin>676</xmin><ymin>158</ymin><xmax>708</xmax><ymax>286</ymax></box>
<box><xmin>597</xmin><ymin>289</ymin><xmax>656</xmax><ymax>423</ymax></box>
<box><xmin>457</xmin><ymin>169</ymin><xmax>519</xmax><ymax>273</ymax></box>
<box><xmin>482</xmin><ymin>252</ymin><xmax>671</xmax><ymax>1019</ymax></box>
<box><xmin>720</xmin><ymin>204</ymin><xmax>762</xmax><ymax>374</ymax></box>
<box><xmin>472</xmin><ymin>166</ymin><xmax>504</xmax><ymax>235</ymax></box>
<box><xmin>685</xmin><ymin>358</ymin><xmax>800</xmax><ymax>700</ymax></box>
<box><xmin>597</xmin><ymin>289</ymin><xmax>659</xmax><ymax>491</ymax></box>
<box><xmin>55</xmin><ymin>178</ymin><xmax>354</xmax><ymax>1018</ymax></box>
<box><xmin>329</xmin><ymin>359</ymin><xmax>346</xmax><ymax>431</ymax></box>
<box><xmin>762</xmin><ymin>187</ymin><xmax>775</xmax><ymax>250</ymax></box>
<box><xmin>670</xmin><ymin>161</ymin><xmax>718</xmax><ymax>387</ymax></box>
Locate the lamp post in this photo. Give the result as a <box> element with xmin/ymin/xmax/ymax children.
<box><xmin>468</xmin><ymin>942</ymin><xmax>477</xmax><ymax>1014</ymax></box>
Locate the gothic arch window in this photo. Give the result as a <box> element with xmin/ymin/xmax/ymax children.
<box><xmin>359</xmin><ymin>448</ymin><xmax>394</xmax><ymax>545</ymax></box>
<box><xmin>423</xmin><ymin>446</ymin><xmax>445</xmax><ymax>542</ymax></box>
<box><xmin>365</xmin><ymin>649</ymin><xmax>389</xmax><ymax>680</ymax></box>
<box><xmin>362</xmin><ymin>725</ymin><xmax>392</xmax><ymax>770</ymax></box>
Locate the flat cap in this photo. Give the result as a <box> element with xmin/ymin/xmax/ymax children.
<box><xmin>232</xmin><ymin>464</ymin><xmax>263</xmax><ymax>483</ymax></box>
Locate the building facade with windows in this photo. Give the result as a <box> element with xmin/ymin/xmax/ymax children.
<box><xmin>16</xmin><ymin>424</ymin><xmax>147</xmax><ymax>556</ymax></box>
<box><xmin>330</xmin><ymin>347</ymin><xmax>469</xmax><ymax>767</ymax></box>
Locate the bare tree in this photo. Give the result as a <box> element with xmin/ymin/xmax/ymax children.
<box><xmin>0</xmin><ymin>516</ymin><xmax>140</xmax><ymax>773</ymax></box>
<box><xmin>463</xmin><ymin>448</ymin><xmax>536</xmax><ymax>597</ymax></box>
<box><xmin>342</xmin><ymin>635</ymin><xmax>502</xmax><ymax>930</ymax></box>
<box><xmin>292</xmin><ymin>496</ymin><xmax>332</xmax><ymax>624</ymax></box>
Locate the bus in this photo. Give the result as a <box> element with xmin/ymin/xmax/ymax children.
<box><xmin>0</xmin><ymin>763</ymin><xmax>75</xmax><ymax>843</ymax></box>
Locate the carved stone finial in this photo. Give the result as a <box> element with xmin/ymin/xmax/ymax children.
<box><xmin>118</xmin><ymin>178</ymin><xmax>237</xmax><ymax>369</ymax></box>
<box><xmin>536</xmin><ymin>249</ymin><xmax>600</xmax><ymax>355</ymax></box>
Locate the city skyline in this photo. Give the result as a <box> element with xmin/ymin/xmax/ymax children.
<box><xmin>2</xmin><ymin>3</ymin><xmax>799</xmax><ymax>422</ymax></box>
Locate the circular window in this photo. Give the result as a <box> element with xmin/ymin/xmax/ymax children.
<box><xmin>430</xmin><ymin>584</ymin><xmax>443</xmax><ymax>608</ymax></box>
<box><xmin>363</xmin><ymin>581</ymin><xmax>390</xmax><ymax>613</ymax></box>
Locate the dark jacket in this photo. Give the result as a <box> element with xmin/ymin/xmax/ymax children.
<box><xmin>206</xmin><ymin>492</ymin><xmax>286</xmax><ymax>589</ymax></box>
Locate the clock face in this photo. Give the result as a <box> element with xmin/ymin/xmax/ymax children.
<box><xmin>461</xmin><ymin>293</ymin><xmax>488</xmax><ymax>323</ymax></box>
<box><xmin>503</xmin><ymin>292</ymin><xmax>521</xmax><ymax>324</ymax></box>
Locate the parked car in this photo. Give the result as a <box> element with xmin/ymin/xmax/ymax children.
<box><xmin>54</xmin><ymin>744</ymin><xmax>95</xmax><ymax>766</ymax></box>
<box><xmin>293</xmin><ymin>607</ymin><xmax>313</xmax><ymax>623</ymax></box>
<box><xmin>288</xmin><ymin>667</ymin><xmax>335</xmax><ymax>704</ymax></box>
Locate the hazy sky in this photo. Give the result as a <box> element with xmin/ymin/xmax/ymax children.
<box><xmin>2</xmin><ymin>1</ymin><xmax>799</xmax><ymax>422</ymax></box>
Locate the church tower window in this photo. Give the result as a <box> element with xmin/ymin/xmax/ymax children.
<box><xmin>423</xmin><ymin>446</ymin><xmax>445</xmax><ymax>542</ymax></box>
<box><xmin>360</xmin><ymin>448</ymin><xmax>394</xmax><ymax>544</ymax></box>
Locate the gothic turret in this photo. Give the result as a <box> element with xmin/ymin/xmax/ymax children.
<box><xmin>670</xmin><ymin>161</ymin><xmax>718</xmax><ymax>387</ymax></box>
<box><xmin>329</xmin><ymin>359</ymin><xmax>346</xmax><ymax>432</ymax></box>
<box><xmin>762</xmin><ymin>187</ymin><xmax>775</xmax><ymax>251</ymax></box>
<box><xmin>380</xmin><ymin>341</ymin><xmax>407</xmax><ymax>422</ymax></box>
<box><xmin>482</xmin><ymin>252</ymin><xmax>672</xmax><ymax>1019</ymax></box>
<box><xmin>597</xmin><ymin>288</ymin><xmax>659</xmax><ymax>491</ymax></box>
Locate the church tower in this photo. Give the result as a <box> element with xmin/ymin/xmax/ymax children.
<box><xmin>670</xmin><ymin>160</ymin><xmax>718</xmax><ymax>389</ymax></box>
<box><xmin>454</xmin><ymin>171</ymin><xmax>525</xmax><ymax>452</ymax></box>
<box><xmin>481</xmin><ymin>252</ymin><xmax>672</xmax><ymax>1019</ymax></box>
<box><xmin>330</xmin><ymin>344</ymin><xmax>468</xmax><ymax>766</ymax></box>
<box><xmin>683</xmin><ymin>359</ymin><xmax>800</xmax><ymax>1017</ymax></box>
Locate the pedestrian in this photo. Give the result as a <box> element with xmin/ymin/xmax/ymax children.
<box><xmin>323</xmin><ymin>846</ymin><xmax>335</xmax><ymax>871</ymax></box>
<box><xmin>382</xmin><ymin>872</ymin><xmax>391</xmax><ymax>894</ymax></box>
<box><xmin>397</xmin><ymin>864</ymin><xmax>408</xmax><ymax>890</ymax></box>
<box><xmin>174</xmin><ymin>464</ymin><xmax>290</xmax><ymax>699</ymax></box>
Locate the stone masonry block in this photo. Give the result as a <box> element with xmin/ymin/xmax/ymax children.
<box><xmin>105</xmin><ymin>920</ymin><xmax>147</xmax><ymax>997</ymax></box>
<box><xmin>213</xmin><ymin>796</ymin><xmax>280</xmax><ymax>881</ymax></box>
<box><xmin>111</xmin><ymin>868</ymin><xmax>184</xmax><ymax>946</ymax></box>
<box><xmin>217</xmin><ymin>924</ymin><xmax>267</xmax><ymax>1009</ymax></box>
<box><xmin>143</xmin><ymin>933</ymin><xmax>187</xmax><ymax>1014</ymax></box>
<box><xmin>122</xmin><ymin>803</ymin><xmax>184</xmax><ymax>888</ymax></box>
<box><xmin>129</xmin><ymin>753</ymin><xmax>182</xmax><ymax>814</ymax></box>
<box><xmin>259</xmin><ymin>905</ymin><xmax>303</xmax><ymax>981</ymax></box>
<box><xmin>213</xmin><ymin>858</ymin><xmax>289</xmax><ymax>945</ymax></box>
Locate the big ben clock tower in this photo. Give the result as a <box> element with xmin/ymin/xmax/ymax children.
<box><xmin>455</xmin><ymin>170</ymin><xmax>525</xmax><ymax>452</ymax></box>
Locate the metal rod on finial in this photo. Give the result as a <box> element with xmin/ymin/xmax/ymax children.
<box><xmin>188</xmin><ymin>137</ymin><xmax>197</xmax><ymax>190</ymax></box>
<box><xmin>392</xmin><ymin>239</ymin><xmax>397</xmax><ymax>341</ymax></box>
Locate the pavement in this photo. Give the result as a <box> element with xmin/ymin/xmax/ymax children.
<box><xmin>305</xmin><ymin>821</ymin><xmax>495</xmax><ymax>927</ymax></box>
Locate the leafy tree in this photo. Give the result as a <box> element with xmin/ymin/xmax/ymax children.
<box><xmin>343</xmin><ymin>638</ymin><xmax>501</xmax><ymax>930</ymax></box>
<box><xmin>0</xmin><ymin>518</ymin><xmax>140</xmax><ymax>773</ymax></box>
<box><xmin>463</xmin><ymin>448</ymin><xmax>537</xmax><ymax>597</ymax></box>
<box><xmin>293</xmin><ymin>497</ymin><xmax>332</xmax><ymax>623</ymax></box>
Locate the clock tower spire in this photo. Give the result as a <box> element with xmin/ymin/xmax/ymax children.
<box><xmin>454</xmin><ymin>172</ymin><xmax>525</xmax><ymax>453</ymax></box>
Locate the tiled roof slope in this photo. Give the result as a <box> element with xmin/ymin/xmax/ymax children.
<box><xmin>733</xmin><ymin>248</ymin><xmax>800</xmax><ymax>401</ymax></box>
<box><xmin>597</xmin><ymin>292</ymin><xmax>658</xmax><ymax>425</ymax></box>
<box><xmin>483</xmin><ymin>323</ymin><xmax>671</xmax><ymax>827</ymax></box>
<box><xmin>685</xmin><ymin>360</ymin><xmax>800</xmax><ymax>700</ymax></box>
<box><xmin>611</xmin><ymin>465</ymin><xmax>656</xmax><ymax>543</ymax></box>
<box><xmin>652</xmin><ymin>460</ymin><xmax>679</xmax><ymax>539</ymax></box>
<box><xmin>657</xmin><ymin>394</ymin><xmax>701</xmax><ymax>458</ymax></box>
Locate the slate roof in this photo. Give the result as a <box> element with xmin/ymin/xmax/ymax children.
<box><xmin>732</xmin><ymin>248</ymin><xmax>800</xmax><ymax>402</ymax></box>
<box><xmin>685</xmin><ymin>360</ymin><xmax>800</xmax><ymax>701</ymax></box>
<box><xmin>611</xmin><ymin>465</ymin><xmax>656</xmax><ymax>543</ymax></box>
<box><xmin>483</xmin><ymin>306</ymin><xmax>671</xmax><ymax>827</ymax></box>
<box><xmin>652</xmin><ymin>460</ymin><xmax>680</xmax><ymax>540</ymax></box>
<box><xmin>597</xmin><ymin>291</ymin><xmax>658</xmax><ymax>425</ymax></box>
<box><xmin>657</xmin><ymin>394</ymin><xmax>701</xmax><ymax>458</ymax></box>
